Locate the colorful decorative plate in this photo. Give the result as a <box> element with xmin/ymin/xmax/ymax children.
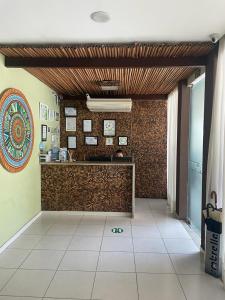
<box><xmin>0</xmin><ymin>89</ymin><xmax>34</xmax><ymax>172</ymax></box>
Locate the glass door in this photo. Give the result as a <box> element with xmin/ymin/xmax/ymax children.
<box><xmin>188</xmin><ymin>75</ymin><xmax>205</xmax><ymax>234</ymax></box>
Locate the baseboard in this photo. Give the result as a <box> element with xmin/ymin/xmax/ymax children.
<box><xmin>42</xmin><ymin>210</ymin><xmax>132</xmax><ymax>217</ymax></box>
<box><xmin>0</xmin><ymin>211</ymin><xmax>42</xmax><ymax>254</ymax></box>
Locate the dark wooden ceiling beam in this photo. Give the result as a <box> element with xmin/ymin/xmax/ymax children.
<box><xmin>5</xmin><ymin>56</ymin><xmax>207</xmax><ymax>68</ymax></box>
<box><xmin>62</xmin><ymin>94</ymin><xmax>168</xmax><ymax>100</ymax></box>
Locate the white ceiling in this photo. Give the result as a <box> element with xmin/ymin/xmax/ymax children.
<box><xmin>0</xmin><ymin>0</ymin><xmax>225</xmax><ymax>44</ymax></box>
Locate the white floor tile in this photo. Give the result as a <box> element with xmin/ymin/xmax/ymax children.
<box><xmin>158</xmin><ymin>223</ymin><xmax>192</xmax><ymax>239</ymax></box>
<box><xmin>149</xmin><ymin>199</ymin><xmax>168</xmax><ymax>211</ymax></box>
<box><xmin>44</xmin><ymin>299</ymin><xmax>75</xmax><ymax>300</ymax></box>
<box><xmin>133</xmin><ymin>238</ymin><xmax>167</xmax><ymax>253</ymax></box>
<box><xmin>45</xmin><ymin>270</ymin><xmax>95</xmax><ymax>299</ymax></box>
<box><xmin>46</xmin><ymin>224</ymin><xmax>77</xmax><ymax>235</ymax></box>
<box><xmin>8</xmin><ymin>235</ymin><xmax>42</xmax><ymax>250</ymax></box>
<box><xmin>0</xmin><ymin>249</ymin><xmax>30</xmax><ymax>268</ymax></box>
<box><xmin>23</xmin><ymin>223</ymin><xmax>51</xmax><ymax>235</ymax></box>
<box><xmin>131</xmin><ymin>216</ymin><xmax>156</xmax><ymax>226</ymax></box>
<box><xmin>106</xmin><ymin>216</ymin><xmax>131</xmax><ymax>226</ymax></box>
<box><xmin>33</xmin><ymin>218</ymin><xmax>54</xmax><ymax>226</ymax></box>
<box><xmin>135</xmin><ymin>200</ymin><xmax>151</xmax><ymax>210</ymax></box>
<box><xmin>0</xmin><ymin>269</ymin><xmax>16</xmax><ymax>290</ymax></box>
<box><xmin>0</xmin><ymin>269</ymin><xmax>54</xmax><ymax>297</ymax></box>
<box><xmin>53</xmin><ymin>215</ymin><xmax>82</xmax><ymax>225</ymax></box>
<box><xmin>153</xmin><ymin>212</ymin><xmax>176</xmax><ymax>221</ymax></box>
<box><xmin>134</xmin><ymin>212</ymin><xmax>154</xmax><ymax>220</ymax></box>
<box><xmin>187</xmin><ymin>230</ymin><xmax>201</xmax><ymax>248</ymax></box>
<box><xmin>164</xmin><ymin>238</ymin><xmax>199</xmax><ymax>254</ymax></box>
<box><xmin>138</xmin><ymin>273</ymin><xmax>186</xmax><ymax>300</ymax></box>
<box><xmin>135</xmin><ymin>253</ymin><xmax>174</xmax><ymax>273</ymax></box>
<box><xmin>21</xmin><ymin>250</ymin><xmax>64</xmax><ymax>270</ymax></box>
<box><xmin>170</xmin><ymin>253</ymin><xmax>204</xmax><ymax>274</ymax></box>
<box><xmin>59</xmin><ymin>251</ymin><xmax>99</xmax><ymax>271</ymax></box>
<box><xmin>98</xmin><ymin>252</ymin><xmax>135</xmax><ymax>272</ymax></box>
<box><xmin>179</xmin><ymin>274</ymin><xmax>225</xmax><ymax>300</ymax></box>
<box><xmin>92</xmin><ymin>272</ymin><xmax>138</xmax><ymax>300</ymax></box>
<box><xmin>104</xmin><ymin>225</ymin><xmax>132</xmax><ymax>237</ymax></box>
<box><xmin>0</xmin><ymin>199</ymin><xmax>223</xmax><ymax>300</ymax></box>
<box><xmin>101</xmin><ymin>237</ymin><xmax>133</xmax><ymax>252</ymax></box>
<box><xmin>44</xmin><ymin>298</ymin><xmax>76</xmax><ymax>300</ymax></box>
<box><xmin>135</xmin><ymin>206</ymin><xmax>151</xmax><ymax>214</ymax></box>
<box><xmin>0</xmin><ymin>297</ymin><xmax>42</xmax><ymax>300</ymax></box>
<box><xmin>132</xmin><ymin>225</ymin><xmax>161</xmax><ymax>238</ymax></box>
<box><xmin>155</xmin><ymin>219</ymin><xmax>181</xmax><ymax>229</ymax></box>
<box><xmin>68</xmin><ymin>236</ymin><xmax>102</xmax><ymax>251</ymax></box>
<box><xmin>34</xmin><ymin>235</ymin><xmax>72</xmax><ymax>250</ymax></box>
<box><xmin>75</xmin><ymin>224</ymin><xmax>104</xmax><ymax>236</ymax></box>
<box><xmin>159</xmin><ymin>229</ymin><xmax>191</xmax><ymax>239</ymax></box>
<box><xmin>80</xmin><ymin>216</ymin><xmax>106</xmax><ymax>225</ymax></box>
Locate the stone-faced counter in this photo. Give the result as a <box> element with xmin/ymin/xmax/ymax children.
<box><xmin>41</xmin><ymin>162</ymin><xmax>135</xmax><ymax>215</ymax></box>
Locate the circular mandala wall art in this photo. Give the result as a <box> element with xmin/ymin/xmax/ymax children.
<box><xmin>0</xmin><ymin>88</ymin><xmax>34</xmax><ymax>172</ymax></box>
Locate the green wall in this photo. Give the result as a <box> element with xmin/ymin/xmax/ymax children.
<box><xmin>0</xmin><ymin>53</ymin><xmax>60</xmax><ymax>247</ymax></box>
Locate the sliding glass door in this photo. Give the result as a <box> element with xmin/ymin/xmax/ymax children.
<box><xmin>188</xmin><ymin>75</ymin><xmax>205</xmax><ymax>233</ymax></box>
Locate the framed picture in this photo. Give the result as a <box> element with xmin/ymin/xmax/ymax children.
<box><xmin>85</xmin><ymin>136</ymin><xmax>98</xmax><ymax>146</ymax></box>
<box><xmin>83</xmin><ymin>119</ymin><xmax>92</xmax><ymax>132</ymax></box>
<box><xmin>48</xmin><ymin>109</ymin><xmax>55</xmax><ymax>122</ymax></box>
<box><xmin>39</xmin><ymin>103</ymin><xmax>48</xmax><ymax>121</ymax></box>
<box><xmin>41</xmin><ymin>125</ymin><xmax>48</xmax><ymax>141</ymax></box>
<box><xmin>118</xmin><ymin>136</ymin><xmax>128</xmax><ymax>146</ymax></box>
<box><xmin>106</xmin><ymin>137</ymin><xmax>113</xmax><ymax>145</ymax></box>
<box><xmin>68</xmin><ymin>136</ymin><xmax>77</xmax><ymax>149</ymax></box>
<box><xmin>66</xmin><ymin>117</ymin><xmax>76</xmax><ymax>131</ymax></box>
<box><xmin>65</xmin><ymin>107</ymin><xmax>77</xmax><ymax>117</ymax></box>
<box><xmin>55</xmin><ymin>112</ymin><xmax>60</xmax><ymax>121</ymax></box>
<box><xmin>103</xmin><ymin>119</ymin><xmax>116</xmax><ymax>136</ymax></box>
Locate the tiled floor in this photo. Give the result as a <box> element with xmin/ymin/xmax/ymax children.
<box><xmin>0</xmin><ymin>198</ymin><xmax>224</xmax><ymax>300</ymax></box>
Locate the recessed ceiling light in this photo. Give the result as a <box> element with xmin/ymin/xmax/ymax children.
<box><xmin>90</xmin><ymin>11</ymin><xmax>110</xmax><ymax>23</ymax></box>
<box><xmin>98</xmin><ymin>80</ymin><xmax>120</xmax><ymax>91</ymax></box>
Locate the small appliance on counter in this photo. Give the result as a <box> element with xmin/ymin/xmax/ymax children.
<box><xmin>59</xmin><ymin>148</ymin><xmax>68</xmax><ymax>162</ymax></box>
<box><xmin>50</xmin><ymin>147</ymin><xmax>60</xmax><ymax>161</ymax></box>
<box><xmin>39</xmin><ymin>153</ymin><xmax>51</xmax><ymax>163</ymax></box>
<box><xmin>39</xmin><ymin>153</ymin><xmax>47</xmax><ymax>163</ymax></box>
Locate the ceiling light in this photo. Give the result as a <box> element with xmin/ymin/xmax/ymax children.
<box><xmin>90</xmin><ymin>11</ymin><xmax>110</xmax><ymax>23</ymax></box>
<box><xmin>101</xmin><ymin>86</ymin><xmax>119</xmax><ymax>91</ymax></box>
<box><xmin>98</xmin><ymin>80</ymin><xmax>120</xmax><ymax>91</ymax></box>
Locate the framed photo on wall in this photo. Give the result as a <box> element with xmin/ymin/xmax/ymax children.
<box><xmin>118</xmin><ymin>136</ymin><xmax>128</xmax><ymax>146</ymax></box>
<box><xmin>41</xmin><ymin>125</ymin><xmax>48</xmax><ymax>142</ymax></box>
<box><xmin>85</xmin><ymin>136</ymin><xmax>98</xmax><ymax>146</ymax></box>
<box><xmin>103</xmin><ymin>119</ymin><xmax>116</xmax><ymax>136</ymax></box>
<box><xmin>106</xmin><ymin>137</ymin><xmax>113</xmax><ymax>145</ymax></box>
<box><xmin>39</xmin><ymin>103</ymin><xmax>48</xmax><ymax>121</ymax></box>
<box><xmin>68</xmin><ymin>136</ymin><xmax>77</xmax><ymax>149</ymax></box>
<box><xmin>65</xmin><ymin>107</ymin><xmax>77</xmax><ymax>117</ymax></box>
<box><xmin>66</xmin><ymin>117</ymin><xmax>76</xmax><ymax>131</ymax></box>
<box><xmin>83</xmin><ymin>119</ymin><xmax>92</xmax><ymax>132</ymax></box>
<box><xmin>55</xmin><ymin>112</ymin><xmax>60</xmax><ymax>121</ymax></box>
<box><xmin>48</xmin><ymin>109</ymin><xmax>55</xmax><ymax>122</ymax></box>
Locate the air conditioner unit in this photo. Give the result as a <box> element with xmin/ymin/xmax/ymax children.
<box><xmin>86</xmin><ymin>94</ymin><xmax>132</xmax><ymax>112</ymax></box>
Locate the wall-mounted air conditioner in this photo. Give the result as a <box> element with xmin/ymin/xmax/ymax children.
<box><xmin>86</xmin><ymin>94</ymin><xmax>132</xmax><ymax>112</ymax></box>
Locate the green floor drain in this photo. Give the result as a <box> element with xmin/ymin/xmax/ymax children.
<box><xmin>112</xmin><ymin>227</ymin><xmax>124</xmax><ymax>234</ymax></box>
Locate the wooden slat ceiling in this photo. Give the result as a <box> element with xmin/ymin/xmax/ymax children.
<box><xmin>25</xmin><ymin>67</ymin><xmax>194</xmax><ymax>96</ymax></box>
<box><xmin>0</xmin><ymin>43</ymin><xmax>213</xmax><ymax>97</ymax></box>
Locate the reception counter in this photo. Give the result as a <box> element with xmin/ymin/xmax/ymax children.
<box><xmin>41</xmin><ymin>162</ymin><xmax>135</xmax><ymax>216</ymax></box>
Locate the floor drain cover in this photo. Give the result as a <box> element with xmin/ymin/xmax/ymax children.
<box><xmin>111</xmin><ymin>228</ymin><xmax>124</xmax><ymax>233</ymax></box>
